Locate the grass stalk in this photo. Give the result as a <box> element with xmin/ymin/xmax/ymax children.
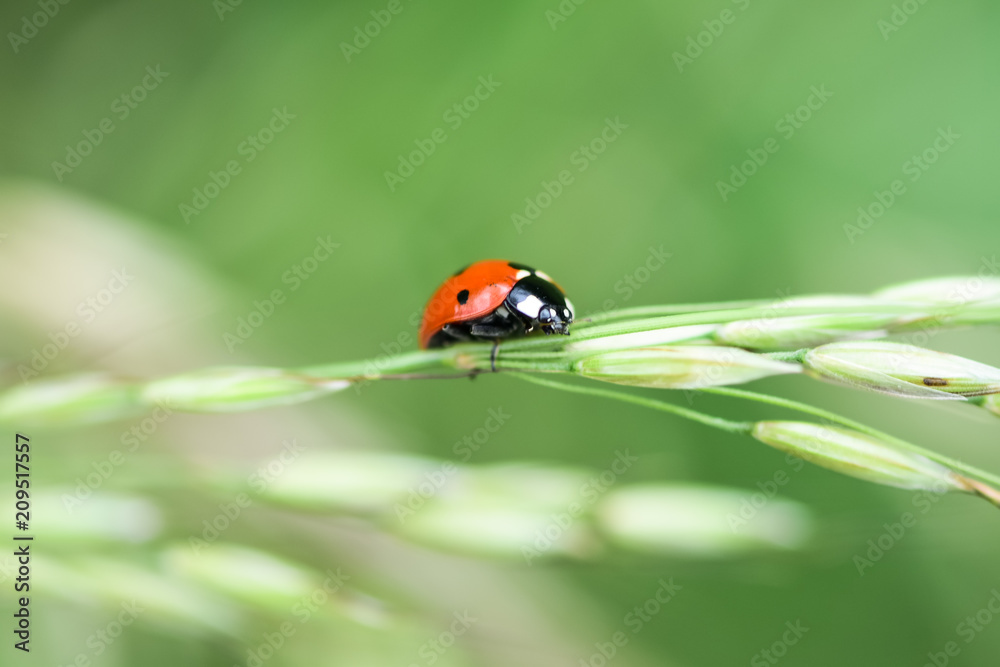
<box><xmin>511</xmin><ymin>373</ymin><xmax>754</xmax><ymax>435</ymax></box>
<box><xmin>699</xmin><ymin>387</ymin><xmax>1000</xmax><ymax>489</ymax></box>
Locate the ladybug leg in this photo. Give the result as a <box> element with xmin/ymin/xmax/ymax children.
<box><xmin>490</xmin><ymin>340</ymin><xmax>500</xmax><ymax>372</ymax></box>
<box><xmin>467</xmin><ymin>320</ymin><xmax>522</xmax><ymax>339</ymax></box>
<box><xmin>439</xmin><ymin>323</ymin><xmax>474</xmax><ymax>345</ymax></box>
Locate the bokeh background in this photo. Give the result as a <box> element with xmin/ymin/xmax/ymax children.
<box><xmin>2</xmin><ymin>1</ymin><xmax>1000</xmax><ymax>665</ymax></box>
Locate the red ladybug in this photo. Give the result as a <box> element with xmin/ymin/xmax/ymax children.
<box><xmin>419</xmin><ymin>260</ymin><xmax>575</xmax><ymax>349</ymax></box>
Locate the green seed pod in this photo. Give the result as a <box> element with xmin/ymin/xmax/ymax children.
<box><xmin>875</xmin><ymin>277</ymin><xmax>1000</xmax><ymax>328</ymax></box>
<box><xmin>596</xmin><ymin>484</ymin><xmax>813</xmax><ymax>557</ymax></box>
<box><xmin>714</xmin><ymin>313</ymin><xmax>904</xmax><ymax>350</ymax></box>
<box><xmin>0</xmin><ymin>373</ymin><xmax>144</xmax><ymax>425</ymax></box>
<box><xmin>751</xmin><ymin>421</ymin><xmax>965</xmax><ymax>492</ymax></box>
<box><xmin>575</xmin><ymin>346</ymin><xmax>801</xmax><ymax>389</ymax></box>
<box><xmin>874</xmin><ymin>276</ymin><xmax>1000</xmax><ymax>304</ymax></box>
<box><xmin>141</xmin><ymin>367</ymin><xmax>350</xmax><ymax>413</ymax></box>
<box><xmin>804</xmin><ymin>341</ymin><xmax>1000</xmax><ymax>399</ymax></box>
<box><xmin>567</xmin><ymin>325</ymin><xmax>718</xmax><ymax>353</ymax></box>
<box><xmin>164</xmin><ymin>544</ymin><xmax>317</xmax><ymax>609</ymax></box>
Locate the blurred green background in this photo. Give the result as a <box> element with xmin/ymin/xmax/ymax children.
<box><xmin>2</xmin><ymin>1</ymin><xmax>1000</xmax><ymax>665</ymax></box>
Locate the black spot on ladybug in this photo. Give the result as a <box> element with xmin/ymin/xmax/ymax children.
<box><xmin>452</xmin><ymin>264</ymin><xmax>471</xmax><ymax>277</ymax></box>
<box><xmin>456</xmin><ymin>289</ymin><xmax>470</xmax><ymax>305</ymax></box>
<box><xmin>923</xmin><ymin>377</ymin><xmax>948</xmax><ymax>386</ymax></box>
<box><xmin>508</xmin><ymin>261</ymin><xmax>535</xmax><ymax>272</ymax></box>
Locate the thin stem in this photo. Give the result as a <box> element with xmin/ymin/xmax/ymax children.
<box><xmin>298</xmin><ymin>347</ymin><xmax>459</xmax><ymax>378</ymax></box>
<box><xmin>581</xmin><ymin>298</ymin><xmax>777</xmax><ymax>323</ymax></box>
<box><xmin>512</xmin><ymin>373</ymin><xmax>753</xmax><ymax>435</ymax></box>
<box><xmin>699</xmin><ymin>386</ymin><xmax>1000</xmax><ymax>488</ymax></box>
<box><xmin>580</xmin><ymin>296</ymin><xmax>984</xmax><ymax>327</ymax></box>
<box><xmin>299</xmin><ymin>299</ymin><xmax>999</xmax><ymax>368</ymax></box>
<box><xmin>574</xmin><ymin>304</ymin><xmax>915</xmax><ymax>341</ymax></box>
<box><xmin>349</xmin><ymin>371</ymin><xmax>483</xmax><ymax>381</ymax></box>
<box><xmin>493</xmin><ymin>361</ymin><xmax>573</xmax><ymax>372</ymax></box>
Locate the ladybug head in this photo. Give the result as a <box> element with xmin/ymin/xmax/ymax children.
<box><xmin>538</xmin><ymin>303</ymin><xmax>573</xmax><ymax>336</ymax></box>
<box><xmin>507</xmin><ymin>272</ymin><xmax>574</xmax><ymax>337</ymax></box>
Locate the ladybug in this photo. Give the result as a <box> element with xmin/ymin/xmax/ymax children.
<box><xmin>419</xmin><ymin>260</ymin><xmax>575</xmax><ymax>350</ymax></box>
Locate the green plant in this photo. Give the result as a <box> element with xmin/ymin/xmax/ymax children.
<box><xmin>4</xmin><ymin>275</ymin><xmax>1000</xmax><ymax>506</ymax></box>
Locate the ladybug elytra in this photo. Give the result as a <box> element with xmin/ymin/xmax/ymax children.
<box><xmin>419</xmin><ymin>260</ymin><xmax>574</xmax><ymax>349</ymax></box>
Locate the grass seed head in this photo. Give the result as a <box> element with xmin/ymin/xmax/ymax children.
<box><xmin>0</xmin><ymin>373</ymin><xmax>143</xmax><ymax>425</ymax></box>
<box><xmin>575</xmin><ymin>345</ymin><xmax>801</xmax><ymax>389</ymax></box>
<box><xmin>874</xmin><ymin>276</ymin><xmax>1000</xmax><ymax>305</ymax></box>
<box><xmin>567</xmin><ymin>325</ymin><xmax>717</xmax><ymax>353</ymax></box>
<box><xmin>751</xmin><ymin>421</ymin><xmax>966</xmax><ymax>493</ymax></box>
<box><xmin>141</xmin><ymin>366</ymin><xmax>350</xmax><ymax>413</ymax></box>
<box><xmin>714</xmin><ymin>313</ymin><xmax>903</xmax><ymax>351</ymax></box>
<box><xmin>804</xmin><ymin>341</ymin><xmax>1000</xmax><ymax>399</ymax></box>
